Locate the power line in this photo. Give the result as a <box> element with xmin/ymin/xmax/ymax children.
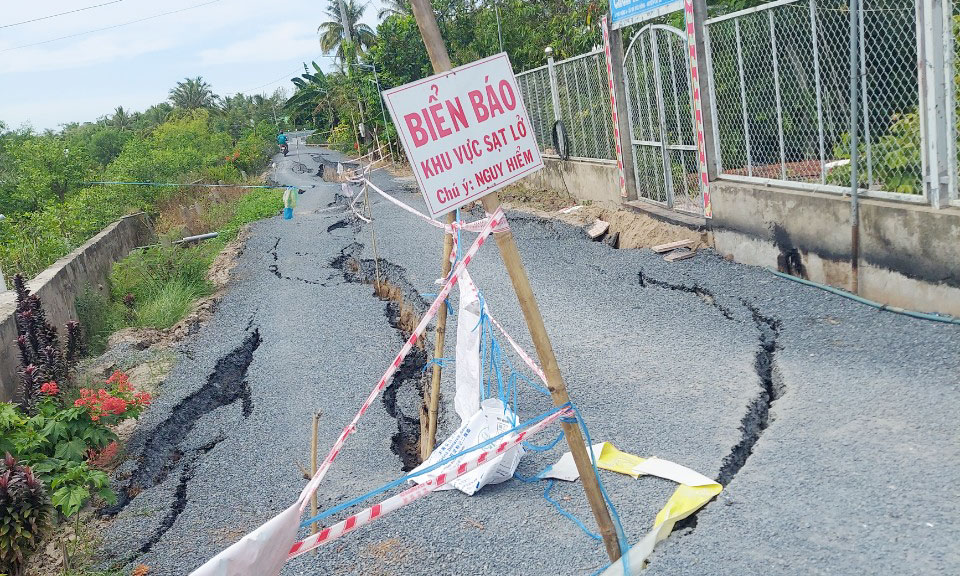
<box><xmin>0</xmin><ymin>0</ymin><xmax>221</xmax><ymax>53</ymax></box>
<box><xmin>1</xmin><ymin>1</ymin><xmax>129</xmax><ymax>30</ymax></box>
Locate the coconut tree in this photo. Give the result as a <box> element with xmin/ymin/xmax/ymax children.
<box><xmin>169</xmin><ymin>76</ymin><xmax>218</xmax><ymax>109</ymax></box>
<box><xmin>317</xmin><ymin>0</ymin><xmax>377</xmax><ymax>64</ymax></box>
<box><xmin>112</xmin><ymin>106</ymin><xmax>131</xmax><ymax>131</ymax></box>
<box><xmin>377</xmin><ymin>0</ymin><xmax>410</xmax><ymax>20</ymax></box>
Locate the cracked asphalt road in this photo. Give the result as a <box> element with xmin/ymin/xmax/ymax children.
<box><xmin>101</xmin><ymin>136</ymin><xmax>960</xmax><ymax>575</ymax></box>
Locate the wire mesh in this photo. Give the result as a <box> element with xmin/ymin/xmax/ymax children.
<box><xmin>952</xmin><ymin>0</ymin><xmax>960</xmax><ymax>202</ymax></box>
<box><xmin>515</xmin><ymin>65</ymin><xmax>554</xmax><ymax>154</ymax></box>
<box><xmin>554</xmin><ymin>51</ymin><xmax>618</xmax><ymax>160</ymax></box>
<box><xmin>705</xmin><ymin>0</ymin><xmax>921</xmax><ymax>196</ymax></box>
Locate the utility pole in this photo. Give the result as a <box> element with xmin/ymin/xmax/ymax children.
<box><xmin>408</xmin><ymin>0</ymin><xmax>622</xmax><ymax>562</ymax></box>
<box><xmin>847</xmin><ymin>0</ymin><xmax>860</xmax><ymax>293</ymax></box>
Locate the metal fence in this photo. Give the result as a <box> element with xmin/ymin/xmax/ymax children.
<box><xmin>703</xmin><ymin>0</ymin><xmax>923</xmax><ymax>199</ymax></box>
<box><xmin>516</xmin><ymin>50</ymin><xmax>618</xmax><ymax>161</ymax></box>
<box><xmin>512</xmin><ymin>0</ymin><xmax>957</xmax><ymax>209</ymax></box>
<box><xmin>953</xmin><ymin>0</ymin><xmax>960</xmax><ymax>206</ymax></box>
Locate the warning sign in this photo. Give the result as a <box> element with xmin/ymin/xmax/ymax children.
<box><xmin>384</xmin><ymin>53</ymin><xmax>543</xmax><ymax>218</ymax></box>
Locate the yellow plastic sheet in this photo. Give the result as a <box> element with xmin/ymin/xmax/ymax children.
<box><xmin>592</xmin><ymin>444</ymin><xmax>723</xmax><ymax>575</ymax></box>
<box><xmin>595</xmin><ymin>443</ymin><xmax>647</xmax><ymax>477</ymax></box>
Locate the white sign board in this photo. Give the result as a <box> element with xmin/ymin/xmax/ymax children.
<box><xmin>384</xmin><ymin>53</ymin><xmax>543</xmax><ymax>218</ymax></box>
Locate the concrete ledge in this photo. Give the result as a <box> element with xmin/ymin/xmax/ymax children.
<box><xmin>624</xmin><ymin>200</ymin><xmax>708</xmax><ymax>231</ymax></box>
<box><xmin>0</xmin><ymin>213</ymin><xmax>154</xmax><ymax>401</ymax></box>
<box><xmin>516</xmin><ymin>157</ymin><xmax>622</xmax><ymax>208</ymax></box>
<box><xmin>710</xmin><ymin>181</ymin><xmax>960</xmax><ymax>316</ymax></box>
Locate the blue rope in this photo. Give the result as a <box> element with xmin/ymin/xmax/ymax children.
<box><xmin>82</xmin><ymin>180</ymin><xmax>296</xmax><ymax>190</ymax></box>
<box><xmin>543</xmin><ymin>480</ymin><xmax>602</xmax><ymax>541</ymax></box>
<box><xmin>421</xmin><ymin>293</ymin><xmax>454</xmax><ymax>315</ymax></box>
<box><xmin>522</xmin><ymin>431</ymin><xmax>565</xmax><ymax>453</ymax></box>
<box><xmin>512</xmin><ymin>470</ymin><xmax>601</xmax><ymax>542</ymax></box>
<box><xmin>299</xmin><ymin>402</ymin><xmax>572</xmax><ymax>529</ymax></box>
<box><xmin>571</xmin><ymin>403</ymin><xmax>631</xmax><ymax>575</ymax></box>
<box><xmin>421</xmin><ymin>357</ymin><xmax>454</xmax><ymax>373</ymax></box>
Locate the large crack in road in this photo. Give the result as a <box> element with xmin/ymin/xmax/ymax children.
<box><xmin>638</xmin><ymin>268</ymin><xmax>783</xmax><ymax>535</ymax></box>
<box><xmin>102</xmin><ymin>329</ymin><xmax>262</xmax><ymax>561</ymax></box>
<box><xmin>329</xmin><ymin>238</ymin><xmax>431</xmax><ymax>471</ymax></box>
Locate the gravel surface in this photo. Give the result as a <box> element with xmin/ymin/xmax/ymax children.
<box><xmin>99</xmin><ymin>136</ymin><xmax>960</xmax><ymax>575</ymax></box>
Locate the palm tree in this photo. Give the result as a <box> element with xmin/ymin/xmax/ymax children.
<box><xmin>285</xmin><ymin>62</ymin><xmax>334</xmax><ymax>129</ymax></box>
<box><xmin>317</xmin><ymin>0</ymin><xmax>377</xmax><ymax>63</ymax></box>
<box><xmin>377</xmin><ymin>0</ymin><xmax>409</xmax><ymax>20</ymax></box>
<box><xmin>169</xmin><ymin>76</ymin><xmax>218</xmax><ymax>109</ymax></box>
<box><xmin>112</xmin><ymin>106</ymin><xmax>131</xmax><ymax>131</ymax></box>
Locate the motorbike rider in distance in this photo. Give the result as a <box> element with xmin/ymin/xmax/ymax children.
<box><xmin>277</xmin><ymin>131</ymin><xmax>288</xmax><ymax>155</ymax></box>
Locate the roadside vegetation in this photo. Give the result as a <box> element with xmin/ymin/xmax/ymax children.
<box><xmin>0</xmin><ymin>76</ymin><xmax>286</xmax><ymax>574</ymax></box>
<box><xmin>0</xmin><ymin>79</ymin><xmax>287</xmax><ymax>284</ymax></box>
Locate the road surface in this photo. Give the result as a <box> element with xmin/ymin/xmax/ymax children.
<box><xmin>100</xmin><ymin>137</ymin><xmax>960</xmax><ymax>575</ymax></box>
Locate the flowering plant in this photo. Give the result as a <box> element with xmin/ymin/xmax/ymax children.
<box><xmin>74</xmin><ymin>371</ymin><xmax>150</xmax><ymax>423</ymax></box>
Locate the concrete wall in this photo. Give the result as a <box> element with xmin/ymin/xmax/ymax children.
<box><xmin>710</xmin><ymin>181</ymin><xmax>960</xmax><ymax>317</ymax></box>
<box><xmin>0</xmin><ymin>213</ymin><xmax>153</xmax><ymax>402</ymax></box>
<box><xmin>518</xmin><ymin>157</ymin><xmax>622</xmax><ymax>208</ymax></box>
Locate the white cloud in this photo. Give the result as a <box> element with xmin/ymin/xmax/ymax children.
<box><xmin>198</xmin><ymin>22</ymin><xmax>321</xmax><ymax>66</ymax></box>
<box><xmin>0</xmin><ymin>0</ymin><xmax>390</xmax><ymax>129</ymax></box>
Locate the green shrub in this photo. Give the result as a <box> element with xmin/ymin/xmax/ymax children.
<box><xmin>201</xmin><ymin>163</ymin><xmax>243</xmax><ymax>184</ymax></box>
<box><xmin>0</xmin><ymin>453</ymin><xmax>53</xmax><ymax>576</ymax></box>
<box><xmin>74</xmin><ymin>287</ymin><xmax>122</xmax><ymax>357</ymax></box>
<box><xmin>221</xmin><ymin>187</ymin><xmax>284</xmax><ymax>240</ymax></box>
<box><xmin>328</xmin><ymin>123</ymin><xmax>357</xmax><ymax>154</ymax></box>
<box><xmin>110</xmin><ymin>240</ymin><xmax>213</xmax><ymax>308</ymax></box>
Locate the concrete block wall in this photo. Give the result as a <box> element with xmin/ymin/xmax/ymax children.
<box><xmin>709</xmin><ymin>182</ymin><xmax>960</xmax><ymax>317</ymax></box>
<box><xmin>0</xmin><ymin>213</ymin><xmax>153</xmax><ymax>402</ymax></box>
<box><xmin>512</xmin><ymin>157</ymin><xmax>960</xmax><ymax>317</ymax></box>
<box><xmin>516</xmin><ymin>157</ymin><xmax>622</xmax><ymax>208</ymax></box>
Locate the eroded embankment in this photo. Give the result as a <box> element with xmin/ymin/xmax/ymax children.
<box><xmin>102</xmin><ymin>329</ymin><xmax>261</xmax><ymax>558</ymax></box>
<box><xmin>328</xmin><ymin>239</ymin><xmax>431</xmax><ymax>471</ymax></box>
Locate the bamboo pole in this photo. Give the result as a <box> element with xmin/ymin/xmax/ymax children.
<box><xmin>407</xmin><ymin>0</ymin><xmax>621</xmax><ymax>561</ymax></box>
<box><xmin>423</xmin><ymin>212</ymin><xmax>456</xmax><ymax>460</ymax></box>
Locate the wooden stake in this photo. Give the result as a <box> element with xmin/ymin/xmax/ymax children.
<box><xmin>423</xmin><ymin>212</ymin><xmax>456</xmax><ymax>460</ymax></box>
<box><xmin>310</xmin><ymin>411</ymin><xmax>320</xmax><ymax>554</ymax></box>
<box><xmin>407</xmin><ymin>0</ymin><xmax>622</xmax><ymax>561</ymax></box>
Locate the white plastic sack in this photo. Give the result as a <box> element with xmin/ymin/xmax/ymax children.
<box><xmin>411</xmin><ymin>398</ymin><xmax>523</xmax><ymax>496</ymax></box>
<box><xmin>454</xmin><ymin>269</ymin><xmax>483</xmax><ymax>423</ymax></box>
<box><xmin>189</xmin><ymin>501</ymin><xmax>301</xmax><ymax>576</ymax></box>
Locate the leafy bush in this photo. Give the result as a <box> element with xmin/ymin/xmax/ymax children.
<box><xmin>0</xmin><ymin>453</ymin><xmax>52</xmax><ymax>576</ymax></box>
<box><xmin>74</xmin><ymin>287</ymin><xmax>122</xmax><ymax>357</ymax></box>
<box><xmin>0</xmin><ymin>370</ymin><xmax>149</xmax><ymax>520</ymax></box>
<box><xmin>12</xmin><ymin>274</ymin><xmax>81</xmax><ymax>414</ymax></box>
<box><xmin>328</xmin><ymin>123</ymin><xmax>357</xmax><ymax>154</ymax></box>
<box><xmin>109</xmin><ymin>241</ymin><xmax>215</xmax><ymax>330</ymax></box>
<box><xmin>231</xmin><ymin>130</ymin><xmax>274</xmax><ymax>174</ymax></box>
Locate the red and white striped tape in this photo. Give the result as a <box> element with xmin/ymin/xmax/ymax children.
<box><xmin>288</xmin><ymin>405</ymin><xmax>572</xmax><ymax>558</ymax></box>
<box><xmin>364</xmin><ymin>179</ymin><xmax>500</xmax><ymax>234</ymax></box>
<box><xmin>682</xmin><ymin>0</ymin><xmax>713</xmax><ymax>218</ymax></box>
<box><xmin>297</xmin><ymin>206</ymin><xmax>507</xmax><ymax>507</ymax></box>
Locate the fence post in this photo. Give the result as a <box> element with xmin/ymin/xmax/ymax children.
<box><xmin>917</xmin><ymin>0</ymin><xmax>951</xmax><ymax>209</ymax></box>
<box><xmin>546</xmin><ymin>48</ymin><xmax>563</xmax><ymax>124</ymax></box>
<box><xmin>694</xmin><ymin>0</ymin><xmax>721</xmax><ymax>183</ymax></box>
<box><xmin>604</xmin><ymin>18</ymin><xmax>640</xmax><ymax>201</ymax></box>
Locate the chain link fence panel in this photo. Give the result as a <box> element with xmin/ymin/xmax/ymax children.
<box><xmin>516</xmin><ymin>51</ymin><xmax>617</xmax><ymax>161</ymax></box>
<box><xmin>705</xmin><ymin>0</ymin><xmax>921</xmax><ymax>196</ymax></box>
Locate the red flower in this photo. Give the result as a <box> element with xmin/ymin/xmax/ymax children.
<box><xmin>40</xmin><ymin>381</ymin><xmax>59</xmax><ymax>396</ymax></box>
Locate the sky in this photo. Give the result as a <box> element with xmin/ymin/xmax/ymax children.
<box><xmin>0</xmin><ymin>0</ymin><xmax>388</xmax><ymax>131</ymax></box>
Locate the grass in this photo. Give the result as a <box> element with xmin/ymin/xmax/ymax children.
<box><xmin>74</xmin><ymin>186</ymin><xmax>283</xmax><ymax>343</ymax></box>
<box><xmin>133</xmin><ymin>278</ymin><xmax>208</xmax><ymax>329</ymax></box>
